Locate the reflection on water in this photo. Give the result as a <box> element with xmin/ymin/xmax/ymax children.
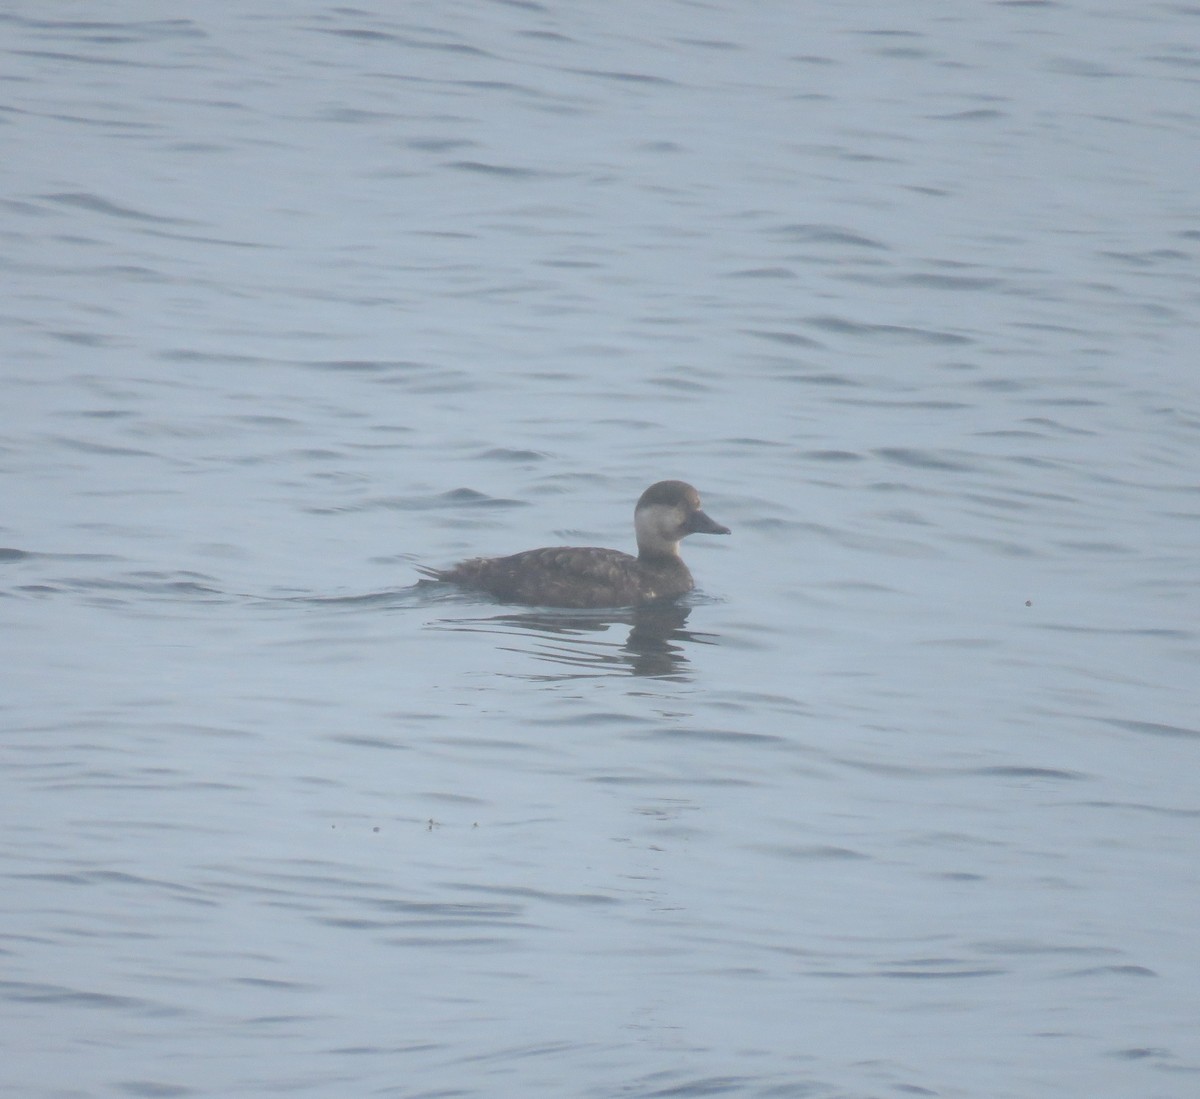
<box><xmin>428</xmin><ymin>602</ymin><xmax>716</xmax><ymax>679</ymax></box>
<box><xmin>271</xmin><ymin>583</ymin><xmax>719</xmax><ymax>677</ymax></box>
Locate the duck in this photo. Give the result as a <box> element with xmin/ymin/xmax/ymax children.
<box><xmin>417</xmin><ymin>480</ymin><xmax>729</xmax><ymax>609</ymax></box>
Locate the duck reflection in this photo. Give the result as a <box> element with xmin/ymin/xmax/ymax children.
<box><xmin>429</xmin><ymin>601</ymin><xmax>715</xmax><ymax>679</ymax></box>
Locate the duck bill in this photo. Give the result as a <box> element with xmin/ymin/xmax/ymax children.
<box><xmin>685</xmin><ymin>509</ymin><xmax>730</xmax><ymax>535</ymax></box>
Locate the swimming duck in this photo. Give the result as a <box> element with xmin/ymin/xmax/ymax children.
<box><xmin>418</xmin><ymin>480</ymin><xmax>729</xmax><ymax>608</ymax></box>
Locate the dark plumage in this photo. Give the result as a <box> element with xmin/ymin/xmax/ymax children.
<box><xmin>418</xmin><ymin>480</ymin><xmax>729</xmax><ymax>609</ymax></box>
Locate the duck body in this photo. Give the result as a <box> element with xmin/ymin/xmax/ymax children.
<box><xmin>428</xmin><ymin>545</ymin><xmax>693</xmax><ymax>609</ymax></box>
<box><xmin>419</xmin><ymin>480</ymin><xmax>728</xmax><ymax>609</ymax></box>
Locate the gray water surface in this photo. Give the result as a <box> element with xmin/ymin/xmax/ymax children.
<box><xmin>3</xmin><ymin>4</ymin><xmax>1199</xmax><ymax>1098</ymax></box>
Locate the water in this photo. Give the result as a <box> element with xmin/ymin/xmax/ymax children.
<box><xmin>3</xmin><ymin>3</ymin><xmax>1199</xmax><ymax>1097</ymax></box>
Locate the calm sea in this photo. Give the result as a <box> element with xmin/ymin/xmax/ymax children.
<box><xmin>3</xmin><ymin>4</ymin><xmax>1198</xmax><ymax>1097</ymax></box>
